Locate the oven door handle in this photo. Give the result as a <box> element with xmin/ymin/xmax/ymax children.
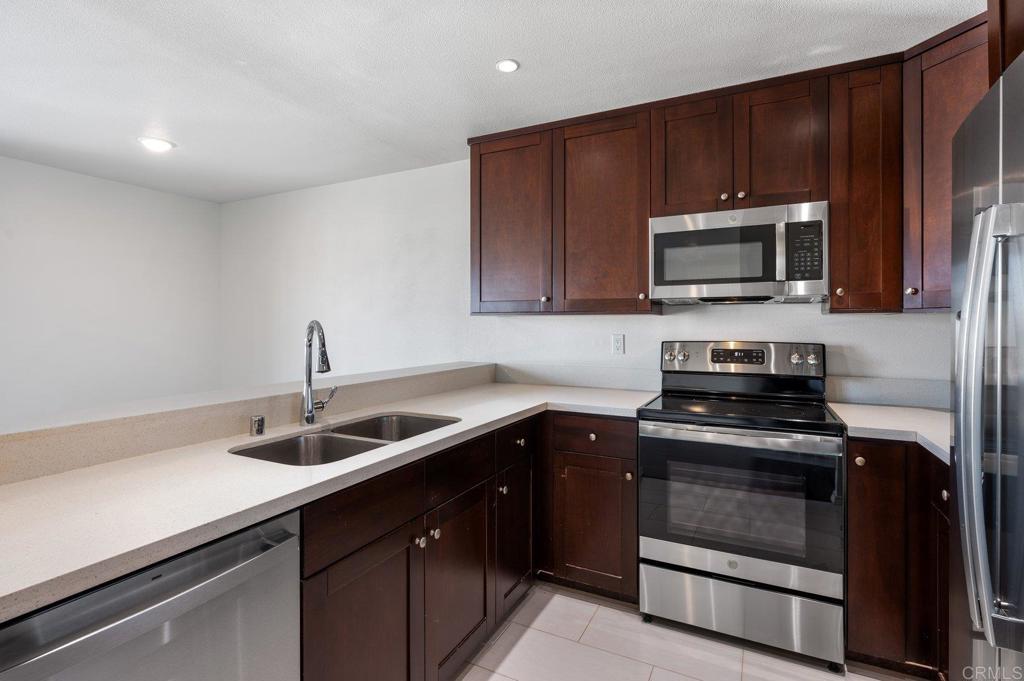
<box><xmin>639</xmin><ymin>421</ymin><xmax>843</xmax><ymax>456</ymax></box>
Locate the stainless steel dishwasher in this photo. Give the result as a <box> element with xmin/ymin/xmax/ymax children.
<box><xmin>0</xmin><ymin>512</ymin><xmax>300</xmax><ymax>681</ymax></box>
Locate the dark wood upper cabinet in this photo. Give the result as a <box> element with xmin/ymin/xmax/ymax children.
<box><xmin>828</xmin><ymin>64</ymin><xmax>903</xmax><ymax>313</ymax></box>
<box><xmin>847</xmin><ymin>439</ymin><xmax>908</xmax><ymax>664</ymax></box>
<box><xmin>733</xmin><ymin>78</ymin><xmax>829</xmax><ymax>209</ymax></box>
<box><xmin>303</xmin><ymin>516</ymin><xmax>426</xmax><ymax>681</ymax></box>
<box><xmin>989</xmin><ymin>0</ymin><xmax>1024</xmax><ymax>83</ymax></box>
<box><xmin>553</xmin><ymin>113</ymin><xmax>652</xmax><ymax>313</ymax></box>
<box><xmin>424</xmin><ymin>482</ymin><xmax>494</xmax><ymax>681</ymax></box>
<box><xmin>471</xmin><ymin>132</ymin><xmax>553</xmax><ymax>313</ymax></box>
<box><xmin>904</xmin><ymin>24</ymin><xmax>989</xmax><ymax>310</ymax></box>
<box><xmin>552</xmin><ymin>450</ymin><xmax>637</xmax><ymax>601</ymax></box>
<box><xmin>651</xmin><ymin>97</ymin><xmax>733</xmax><ymax>216</ymax></box>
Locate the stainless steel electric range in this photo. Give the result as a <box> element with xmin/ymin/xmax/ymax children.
<box><xmin>637</xmin><ymin>341</ymin><xmax>846</xmax><ymax>667</ymax></box>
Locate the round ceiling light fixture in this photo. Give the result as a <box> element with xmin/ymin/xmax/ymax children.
<box><xmin>495</xmin><ymin>59</ymin><xmax>520</xmax><ymax>73</ymax></box>
<box><xmin>137</xmin><ymin>136</ymin><xmax>177</xmax><ymax>153</ymax></box>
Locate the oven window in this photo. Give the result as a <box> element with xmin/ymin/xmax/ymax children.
<box><xmin>639</xmin><ymin>435</ymin><xmax>843</xmax><ymax>573</ymax></box>
<box><xmin>653</xmin><ymin>223</ymin><xmax>777</xmax><ymax>285</ymax></box>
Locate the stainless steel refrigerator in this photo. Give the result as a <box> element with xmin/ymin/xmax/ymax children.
<box><xmin>950</xmin><ymin>51</ymin><xmax>1024</xmax><ymax>680</ymax></box>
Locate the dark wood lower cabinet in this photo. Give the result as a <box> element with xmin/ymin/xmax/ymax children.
<box><xmin>496</xmin><ymin>461</ymin><xmax>532</xmax><ymax>619</ymax></box>
<box><xmin>552</xmin><ymin>450</ymin><xmax>637</xmax><ymax>600</ymax></box>
<box><xmin>302</xmin><ymin>516</ymin><xmax>426</xmax><ymax>681</ymax></box>
<box><xmin>425</xmin><ymin>482</ymin><xmax>495</xmax><ymax>681</ymax></box>
<box><xmin>847</xmin><ymin>438</ymin><xmax>951</xmax><ymax>679</ymax></box>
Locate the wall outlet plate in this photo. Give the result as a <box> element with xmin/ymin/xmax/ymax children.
<box><xmin>612</xmin><ymin>333</ymin><xmax>625</xmax><ymax>355</ymax></box>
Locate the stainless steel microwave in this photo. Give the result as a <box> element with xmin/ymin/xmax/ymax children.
<box><xmin>649</xmin><ymin>201</ymin><xmax>829</xmax><ymax>304</ymax></box>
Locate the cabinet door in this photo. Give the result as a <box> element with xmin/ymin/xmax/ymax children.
<box><xmin>847</xmin><ymin>439</ymin><xmax>907</xmax><ymax>663</ymax></box>
<box><xmin>829</xmin><ymin>65</ymin><xmax>903</xmax><ymax>312</ymax></box>
<box><xmin>732</xmin><ymin>78</ymin><xmax>828</xmax><ymax>209</ymax></box>
<box><xmin>553</xmin><ymin>451</ymin><xmax>637</xmax><ymax>600</ymax></box>
<box><xmin>471</xmin><ymin>132</ymin><xmax>553</xmax><ymax>313</ymax></box>
<box><xmin>903</xmin><ymin>24</ymin><xmax>989</xmax><ymax>310</ymax></box>
<box><xmin>425</xmin><ymin>482</ymin><xmax>494</xmax><ymax>681</ymax></box>
<box><xmin>651</xmin><ymin>97</ymin><xmax>733</xmax><ymax>216</ymax></box>
<box><xmin>553</xmin><ymin>113</ymin><xmax>652</xmax><ymax>313</ymax></box>
<box><xmin>303</xmin><ymin>516</ymin><xmax>425</xmax><ymax>681</ymax></box>
<box><xmin>496</xmin><ymin>461</ymin><xmax>532</xmax><ymax>619</ymax></box>
<box><xmin>988</xmin><ymin>0</ymin><xmax>1024</xmax><ymax>83</ymax></box>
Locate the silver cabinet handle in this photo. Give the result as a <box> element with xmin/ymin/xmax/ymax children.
<box><xmin>540</xmin><ymin>296</ymin><xmax>550</xmax><ymax>302</ymax></box>
<box><xmin>941</xmin><ymin>489</ymin><xmax>950</xmax><ymax>501</ymax></box>
<box><xmin>499</xmin><ymin>485</ymin><xmax>509</xmax><ymax>495</ymax></box>
<box><xmin>625</xmin><ymin>472</ymin><xmax>633</xmax><ymax>481</ymax></box>
<box><xmin>854</xmin><ymin>456</ymin><xmax>866</xmax><ymax>467</ymax></box>
<box><xmin>414</xmin><ymin>536</ymin><xmax>427</xmax><ymax>548</ymax></box>
<box><xmin>737</xmin><ymin>191</ymin><xmax>747</xmax><ymax>199</ymax></box>
<box><xmin>588</xmin><ymin>433</ymin><xmax>597</xmax><ymax>442</ymax></box>
<box><xmin>905</xmin><ymin>287</ymin><xmax>920</xmax><ymax>295</ymax></box>
<box><xmin>835</xmin><ymin>288</ymin><xmax>846</xmax><ymax>297</ymax></box>
<box><xmin>516</xmin><ymin>438</ymin><xmax>526</xmax><ymax>447</ymax></box>
<box><xmin>638</xmin><ymin>292</ymin><xmax>647</xmax><ymax>300</ymax></box>
<box><xmin>720</xmin><ymin>193</ymin><xmax>729</xmax><ymax>201</ymax></box>
<box><xmin>429</xmin><ymin>528</ymin><xmax>441</xmax><ymax>540</ymax></box>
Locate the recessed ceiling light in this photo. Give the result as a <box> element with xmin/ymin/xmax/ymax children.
<box><xmin>137</xmin><ymin>136</ymin><xmax>176</xmax><ymax>153</ymax></box>
<box><xmin>495</xmin><ymin>59</ymin><xmax>520</xmax><ymax>73</ymax></box>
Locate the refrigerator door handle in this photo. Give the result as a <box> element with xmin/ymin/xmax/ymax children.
<box><xmin>956</xmin><ymin>208</ymin><xmax>989</xmax><ymax>632</ymax></box>
<box><xmin>959</xmin><ymin>203</ymin><xmax>1024</xmax><ymax>646</ymax></box>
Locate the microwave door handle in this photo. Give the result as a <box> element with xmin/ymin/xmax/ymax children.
<box><xmin>775</xmin><ymin>222</ymin><xmax>787</xmax><ymax>281</ymax></box>
<box><xmin>0</xmin><ymin>534</ymin><xmax>298</xmax><ymax>681</ymax></box>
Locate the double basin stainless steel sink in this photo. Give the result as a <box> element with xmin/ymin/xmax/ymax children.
<box><xmin>228</xmin><ymin>413</ymin><xmax>460</xmax><ymax>466</ymax></box>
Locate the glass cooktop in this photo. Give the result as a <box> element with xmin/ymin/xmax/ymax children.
<box><xmin>638</xmin><ymin>393</ymin><xmax>845</xmax><ymax>436</ymax></box>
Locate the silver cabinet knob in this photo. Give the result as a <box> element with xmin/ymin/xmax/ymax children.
<box><xmin>720</xmin><ymin>193</ymin><xmax>729</xmax><ymax>201</ymax></box>
<box><xmin>499</xmin><ymin>485</ymin><xmax>509</xmax><ymax>495</ymax></box>
<box><xmin>737</xmin><ymin>191</ymin><xmax>747</xmax><ymax>199</ymax></box>
<box><xmin>429</xmin><ymin>528</ymin><xmax>441</xmax><ymax>540</ymax></box>
<box><xmin>905</xmin><ymin>287</ymin><xmax>920</xmax><ymax>295</ymax></box>
<box><xmin>516</xmin><ymin>438</ymin><xmax>526</xmax><ymax>447</ymax></box>
<box><xmin>414</xmin><ymin>536</ymin><xmax>427</xmax><ymax>548</ymax></box>
<box><xmin>854</xmin><ymin>456</ymin><xmax>866</xmax><ymax>467</ymax></box>
<box><xmin>625</xmin><ymin>472</ymin><xmax>633</xmax><ymax>481</ymax></box>
<box><xmin>941</xmin><ymin>489</ymin><xmax>950</xmax><ymax>501</ymax></box>
<box><xmin>588</xmin><ymin>433</ymin><xmax>597</xmax><ymax>441</ymax></box>
<box><xmin>540</xmin><ymin>296</ymin><xmax>550</xmax><ymax>302</ymax></box>
<box><xmin>835</xmin><ymin>288</ymin><xmax>846</xmax><ymax>297</ymax></box>
<box><xmin>638</xmin><ymin>292</ymin><xmax>647</xmax><ymax>300</ymax></box>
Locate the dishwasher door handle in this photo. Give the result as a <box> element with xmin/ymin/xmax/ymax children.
<box><xmin>639</xmin><ymin>421</ymin><xmax>843</xmax><ymax>456</ymax></box>
<box><xmin>0</xmin><ymin>533</ymin><xmax>298</xmax><ymax>681</ymax></box>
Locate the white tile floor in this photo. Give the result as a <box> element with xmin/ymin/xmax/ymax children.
<box><xmin>459</xmin><ymin>584</ymin><xmax>911</xmax><ymax>681</ymax></box>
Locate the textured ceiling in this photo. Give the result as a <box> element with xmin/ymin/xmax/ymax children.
<box><xmin>1</xmin><ymin>0</ymin><xmax>985</xmax><ymax>202</ymax></box>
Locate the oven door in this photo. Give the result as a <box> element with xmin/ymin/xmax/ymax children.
<box><xmin>638</xmin><ymin>421</ymin><xmax>844</xmax><ymax>599</ymax></box>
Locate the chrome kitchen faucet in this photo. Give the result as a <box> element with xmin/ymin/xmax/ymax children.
<box><xmin>302</xmin><ymin>320</ymin><xmax>336</xmax><ymax>425</ymax></box>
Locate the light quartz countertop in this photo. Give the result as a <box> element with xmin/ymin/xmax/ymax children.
<box><xmin>829</xmin><ymin>402</ymin><xmax>952</xmax><ymax>464</ymax></box>
<box><xmin>0</xmin><ymin>383</ymin><xmax>952</xmax><ymax>626</ymax></box>
<box><xmin>0</xmin><ymin>382</ymin><xmax>656</xmax><ymax>625</ymax></box>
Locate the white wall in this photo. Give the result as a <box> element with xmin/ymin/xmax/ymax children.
<box><xmin>220</xmin><ymin>160</ymin><xmax>953</xmax><ymax>402</ymax></box>
<box><xmin>0</xmin><ymin>156</ymin><xmax>222</xmax><ymax>433</ymax></box>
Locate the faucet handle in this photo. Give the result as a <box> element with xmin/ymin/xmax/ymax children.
<box><xmin>314</xmin><ymin>386</ymin><xmax>338</xmax><ymax>412</ymax></box>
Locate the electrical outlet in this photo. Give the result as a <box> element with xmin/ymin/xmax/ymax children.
<box><xmin>612</xmin><ymin>333</ymin><xmax>626</xmax><ymax>355</ymax></box>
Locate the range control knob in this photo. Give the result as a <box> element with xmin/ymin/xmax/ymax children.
<box><xmin>679</xmin><ymin>350</ymin><xmax>689</xmax><ymax>362</ymax></box>
<box><xmin>664</xmin><ymin>351</ymin><xmax>676</xmax><ymax>362</ymax></box>
<box><xmin>790</xmin><ymin>352</ymin><xmax>804</xmax><ymax>365</ymax></box>
<box><xmin>806</xmin><ymin>353</ymin><xmax>820</xmax><ymax>366</ymax></box>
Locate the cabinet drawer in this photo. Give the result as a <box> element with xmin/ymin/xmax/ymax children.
<box><xmin>426</xmin><ymin>433</ymin><xmax>495</xmax><ymax>508</ymax></box>
<box><xmin>495</xmin><ymin>416</ymin><xmax>538</xmax><ymax>470</ymax></box>
<box><xmin>552</xmin><ymin>414</ymin><xmax>637</xmax><ymax>459</ymax></box>
<box><xmin>302</xmin><ymin>461</ymin><xmax>426</xmax><ymax>577</ymax></box>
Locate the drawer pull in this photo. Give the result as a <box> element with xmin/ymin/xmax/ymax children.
<box><xmin>941</xmin><ymin>489</ymin><xmax>950</xmax><ymax>501</ymax></box>
<box><xmin>588</xmin><ymin>433</ymin><xmax>597</xmax><ymax>442</ymax></box>
<box><xmin>516</xmin><ymin>438</ymin><xmax>526</xmax><ymax>447</ymax></box>
<box><xmin>499</xmin><ymin>485</ymin><xmax>509</xmax><ymax>495</ymax></box>
<box><xmin>429</xmin><ymin>528</ymin><xmax>441</xmax><ymax>540</ymax></box>
<box><xmin>854</xmin><ymin>456</ymin><xmax>866</xmax><ymax>467</ymax></box>
<box><xmin>625</xmin><ymin>472</ymin><xmax>633</xmax><ymax>481</ymax></box>
<box><xmin>414</xmin><ymin>536</ymin><xmax>427</xmax><ymax>549</ymax></box>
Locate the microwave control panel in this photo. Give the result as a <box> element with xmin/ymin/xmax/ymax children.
<box><xmin>786</xmin><ymin>221</ymin><xmax>824</xmax><ymax>281</ymax></box>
